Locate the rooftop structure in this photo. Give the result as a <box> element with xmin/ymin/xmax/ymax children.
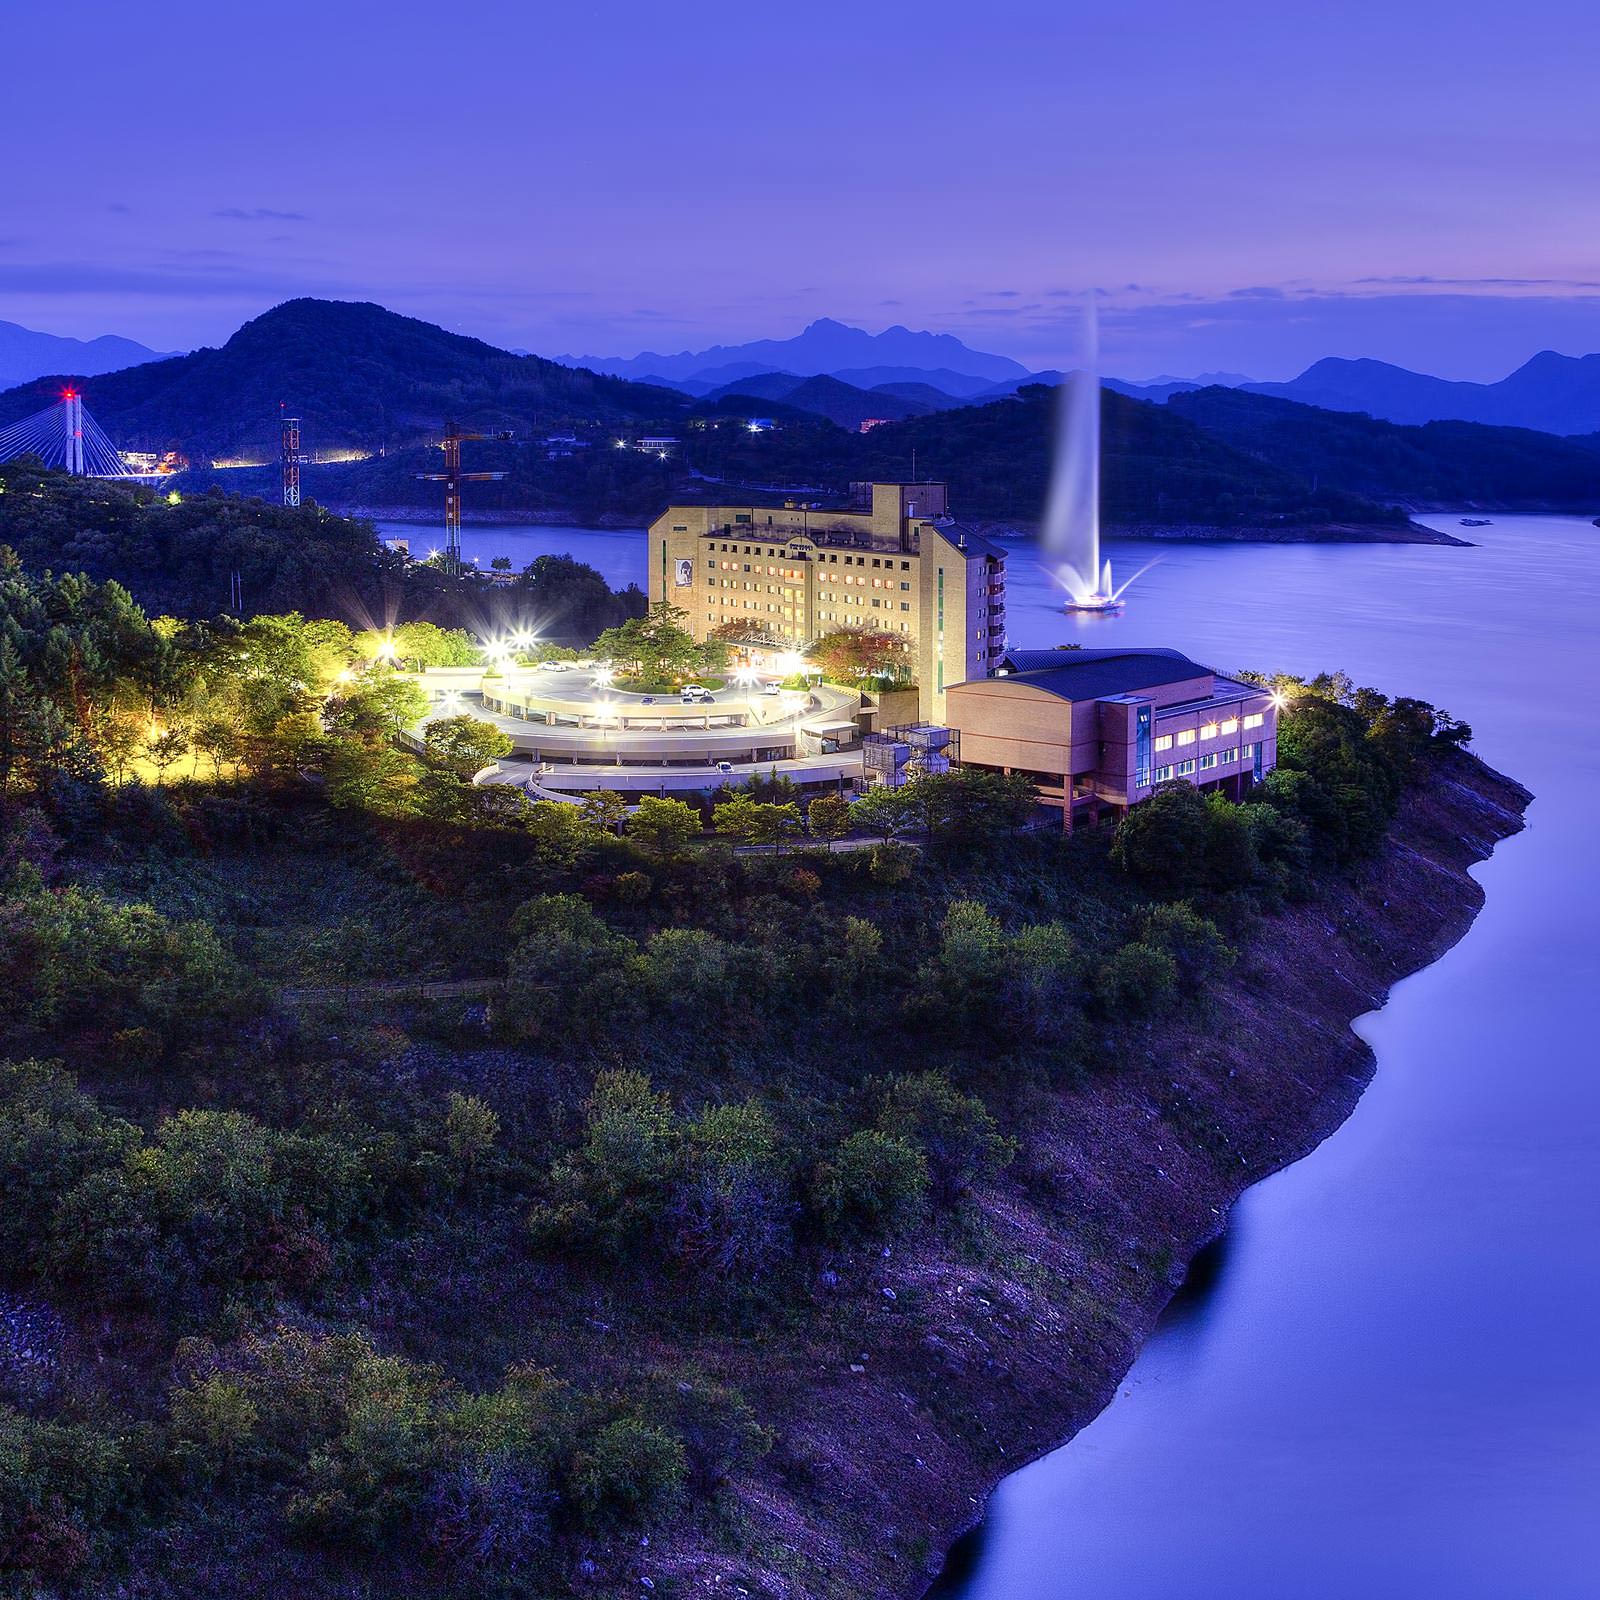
<box><xmin>945</xmin><ymin>647</ymin><xmax>1279</xmax><ymax>830</ymax></box>
<box><xmin>648</xmin><ymin>481</ymin><xmax>1007</xmax><ymax>723</ymax></box>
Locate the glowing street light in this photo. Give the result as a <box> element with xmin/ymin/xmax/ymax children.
<box><xmin>591</xmin><ymin>663</ymin><xmax>616</xmax><ymax>690</ymax></box>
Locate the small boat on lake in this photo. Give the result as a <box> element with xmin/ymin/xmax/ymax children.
<box><xmin>1460</xmin><ymin>517</ymin><xmax>1493</xmax><ymax>527</ymax></box>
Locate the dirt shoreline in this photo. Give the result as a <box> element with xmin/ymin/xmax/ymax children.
<box><xmin>653</xmin><ymin>747</ymin><xmax>1530</xmax><ymax>1599</ymax></box>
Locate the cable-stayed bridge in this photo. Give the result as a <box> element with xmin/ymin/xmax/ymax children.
<box><xmin>0</xmin><ymin>390</ymin><xmax>151</xmax><ymax>478</ymax></box>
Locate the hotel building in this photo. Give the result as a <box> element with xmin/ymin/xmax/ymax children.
<box><xmin>945</xmin><ymin>647</ymin><xmax>1279</xmax><ymax>829</ymax></box>
<box><xmin>647</xmin><ymin>482</ymin><xmax>1007</xmax><ymax>722</ymax></box>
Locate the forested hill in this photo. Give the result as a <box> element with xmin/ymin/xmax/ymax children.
<box><xmin>0</xmin><ymin>299</ymin><xmax>687</xmax><ymax>464</ymax></box>
<box><xmin>1165</xmin><ymin>386</ymin><xmax>1600</xmax><ymax>510</ymax></box>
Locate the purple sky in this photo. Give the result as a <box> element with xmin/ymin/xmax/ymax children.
<box><xmin>5</xmin><ymin>0</ymin><xmax>1598</xmax><ymax>381</ymax></box>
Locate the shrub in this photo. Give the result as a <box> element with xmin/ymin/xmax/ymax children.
<box><xmin>528</xmin><ymin>1070</ymin><xmax>681</xmax><ymax>1257</ymax></box>
<box><xmin>874</xmin><ymin>1073</ymin><xmax>1015</xmax><ymax>1203</ymax></box>
<box><xmin>1140</xmin><ymin>903</ymin><xmax>1237</xmax><ymax>989</ymax></box>
<box><xmin>1001</xmin><ymin>921</ymin><xmax>1081</xmax><ymax>1041</ymax></box>
<box><xmin>504</xmin><ymin>894</ymin><xmax>638</xmax><ymax>1047</ymax></box>
<box><xmin>441</xmin><ymin>1092</ymin><xmax>500</xmax><ymax>1184</ymax></box>
<box><xmin>811</xmin><ymin>1129</ymin><xmax>928</xmax><ymax>1242</ymax></box>
<box><xmin>571</xmin><ymin>1417</ymin><xmax>686</xmax><ymax>1526</ymax></box>
<box><xmin>669</xmin><ymin>1102</ymin><xmax>791</xmax><ymax>1282</ymax></box>
<box><xmin>1094</xmin><ymin>942</ymin><xmax>1179</xmax><ymax>1016</ymax></box>
<box><xmin>868</xmin><ymin>840</ymin><xmax>916</xmax><ymax>885</ymax></box>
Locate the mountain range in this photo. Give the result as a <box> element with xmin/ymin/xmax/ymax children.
<box><xmin>0</xmin><ymin>319</ymin><xmax>178</xmax><ymax>391</ymax></box>
<box><xmin>2</xmin><ymin>299</ymin><xmax>1597</xmax><ymax>531</ymax></box>
<box><xmin>1241</xmin><ymin>352</ymin><xmax>1600</xmax><ymax>436</ymax></box>
<box><xmin>559</xmin><ymin>317</ymin><xmax>1031</xmax><ymax>391</ymax></box>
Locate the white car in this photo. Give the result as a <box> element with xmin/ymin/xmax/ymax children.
<box><xmin>681</xmin><ymin>683</ymin><xmax>711</xmax><ymax>701</ymax></box>
<box><xmin>761</xmin><ymin>682</ymin><xmax>782</xmax><ymax>696</ymax></box>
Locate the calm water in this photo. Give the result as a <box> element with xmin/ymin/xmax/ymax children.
<box><xmin>432</xmin><ymin>514</ymin><xmax>1600</xmax><ymax>1598</ymax></box>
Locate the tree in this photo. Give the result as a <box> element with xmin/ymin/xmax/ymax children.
<box><xmin>1109</xmin><ymin>782</ymin><xmax>1210</xmax><ymax>896</ymax></box>
<box><xmin>626</xmin><ymin>795</ymin><xmax>700</xmax><ymax>856</ymax></box>
<box><xmin>850</xmin><ymin>784</ymin><xmax>921</xmax><ymax>842</ymax></box>
<box><xmin>592</xmin><ymin>601</ymin><xmax>710</xmax><ymax>685</ymax></box>
<box><xmin>145</xmin><ymin>724</ymin><xmax>191</xmax><ymax>784</ymax></box>
<box><xmin>806</xmin><ymin>791</ymin><xmax>853</xmax><ymax>844</ymax></box>
<box><xmin>422</xmin><ymin>714</ymin><xmax>514</xmax><ymax>778</ymax></box>
<box><xmin>578</xmin><ymin>789</ymin><xmax>629</xmax><ymax>836</ymax></box>
<box><xmin>806</xmin><ymin>627</ymin><xmax>912</xmax><ymax>686</ymax></box>
<box><xmin>712</xmin><ymin>794</ymin><xmax>802</xmax><ymax>851</ymax></box>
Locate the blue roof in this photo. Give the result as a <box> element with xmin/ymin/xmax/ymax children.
<box><xmin>992</xmin><ymin>647</ymin><xmax>1212</xmax><ymax>702</ymax></box>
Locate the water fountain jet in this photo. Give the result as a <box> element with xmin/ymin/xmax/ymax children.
<box><xmin>1039</xmin><ymin>299</ymin><xmax>1150</xmax><ymax>613</ymax></box>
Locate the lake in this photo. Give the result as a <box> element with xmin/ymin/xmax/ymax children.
<box><xmin>418</xmin><ymin>513</ymin><xmax>1600</xmax><ymax>1600</ymax></box>
<box><xmin>374</xmin><ymin>521</ymin><xmax>649</xmax><ymax>593</ymax></box>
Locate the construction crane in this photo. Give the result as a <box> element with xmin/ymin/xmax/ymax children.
<box><xmin>416</xmin><ymin>421</ymin><xmax>512</xmax><ymax>574</ymax></box>
<box><xmin>279</xmin><ymin>407</ymin><xmax>307</xmax><ymax>507</ymax></box>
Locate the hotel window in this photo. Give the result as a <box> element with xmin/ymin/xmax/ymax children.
<box><xmin>1154</xmin><ymin>764</ymin><xmax>1174</xmax><ymax>782</ymax></box>
<box><xmin>1243</xmin><ymin>713</ymin><xmax>1264</xmax><ymax>729</ymax></box>
<box><xmin>1217</xmin><ymin>747</ymin><xmax>1234</xmax><ymax>763</ymax></box>
<box><xmin>1176</xmin><ymin>730</ymin><xmax>1197</xmax><ymax>747</ymax></box>
<box><xmin>1241</xmin><ymin>742</ymin><xmax>1257</xmax><ymax>760</ymax></box>
<box><xmin>1200</xmin><ymin>723</ymin><xmax>1218</xmax><ymax>740</ymax></box>
<box><xmin>1199</xmin><ymin>753</ymin><xmax>1217</xmax><ymax>770</ymax></box>
<box><xmin>1154</xmin><ymin>734</ymin><xmax>1173</xmax><ymax>752</ymax></box>
<box><xmin>1177</xmin><ymin>759</ymin><xmax>1196</xmax><ymax>776</ymax></box>
<box><xmin>901</xmin><ymin>561</ymin><xmax>911</xmax><ymax>571</ymax></box>
<box><xmin>901</xmin><ymin>602</ymin><xmax>910</xmax><ymax>612</ymax></box>
<box><xmin>1220</xmin><ymin>718</ymin><xmax>1239</xmax><ymax>735</ymax></box>
<box><xmin>900</xmin><ymin>581</ymin><xmax>911</xmax><ymax>591</ymax></box>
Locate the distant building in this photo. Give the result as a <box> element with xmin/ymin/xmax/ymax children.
<box><xmin>858</xmin><ymin>418</ymin><xmax>891</xmax><ymax>433</ymax></box>
<box><xmin>945</xmin><ymin>647</ymin><xmax>1279</xmax><ymax>830</ymax></box>
<box><xmin>544</xmin><ymin>433</ymin><xmax>587</xmax><ymax>459</ymax></box>
<box><xmin>634</xmin><ymin>435</ymin><xmax>681</xmax><ymax>457</ymax></box>
<box><xmin>648</xmin><ymin>481</ymin><xmax>1006</xmax><ymax>722</ymax></box>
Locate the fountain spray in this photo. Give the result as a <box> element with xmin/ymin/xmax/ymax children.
<box><xmin>1040</xmin><ymin>297</ymin><xmax>1149</xmax><ymax>613</ymax></box>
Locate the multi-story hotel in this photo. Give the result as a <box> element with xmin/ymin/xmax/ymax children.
<box><xmin>647</xmin><ymin>482</ymin><xmax>1007</xmax><ymax>722</ymax></box>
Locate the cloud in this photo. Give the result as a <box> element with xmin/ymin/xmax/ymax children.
<box><xmin>0</xmin><ymin>260</ymin><xmax>336</xmax><ymax>298</ymax></box>
<box><xmin>213</xmin><ymin>207</ymin><xmax>309</xmax><ymax>223</ymax></box>
<box><xmin>1355</xmin><ymin>275</ymin><xmax>1600</xmax><ymax>292</ymax></box>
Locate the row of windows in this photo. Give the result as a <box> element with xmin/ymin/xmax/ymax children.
<box><xmin>711</xmin><ymin>559</ymin><xmax>805</xmax><ymax>580</ymax></box>
<box><xmin>1154</xmin><ymin>716</ymin><xmax>1242</xmax><ymax>753</ymax></box>
<box><xmin>710</xmin><ymin>541</ymin><xmax>913</xmax><ymax>573</ymax></box>
<box><xmin>1151</xmin><ymin>743</ymin><xmax>1260</xmax><ymax>783</ymax></box>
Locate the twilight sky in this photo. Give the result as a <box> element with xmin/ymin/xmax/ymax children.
<box><xmin>4</xmin><ymin>0</ymin><xmax>1598</xmax><ymax>381</ymax></box>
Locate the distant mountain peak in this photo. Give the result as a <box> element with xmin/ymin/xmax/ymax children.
<box><xmin>560</xmin><ymin>318</ymin><xmax>1031</xmax><ymax>390</ymax></box>
<box><xmin>0</xmin><ymin>319</ymin><xmax>179</xmax><ymax>390</ymax></box>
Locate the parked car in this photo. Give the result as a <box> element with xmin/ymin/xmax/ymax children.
<box><xmin>761</xmin><ymin>682</ymin><xmax>782</xmax><ymax>696</ymax></box>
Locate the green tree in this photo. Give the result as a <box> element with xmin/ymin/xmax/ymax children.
<box><xmin>422</xmin><ymin>714</ymin><xmax>513</xmax><ymax>777</ymax></box>
<box><xmin>806</xmin><ymin>791</ymin><xmax>853</xmax><ymax>844</ymax></box>
<box><xmin>712</xmin><ymin>794</ymin><xmax>803</xmax><ymax>850</ymax></box>
<box><xmin>626</xmin><ymin>795</ymin><xmax>700</xmax><ymax>856</ymax></box>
